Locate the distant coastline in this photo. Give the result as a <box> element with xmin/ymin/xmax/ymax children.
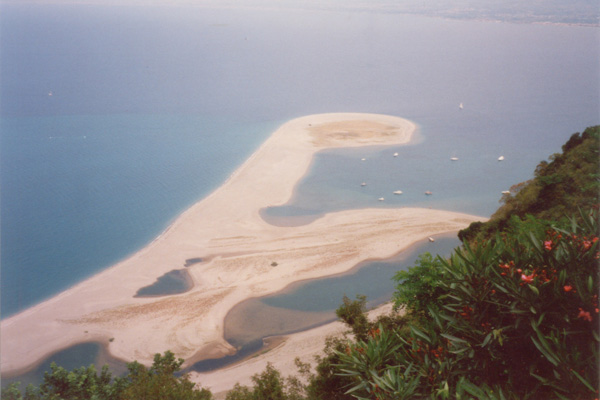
<box><xmin>0</xmin><ymin>113</ymin><xmax>482</xmax><ymax>383</ymax></box>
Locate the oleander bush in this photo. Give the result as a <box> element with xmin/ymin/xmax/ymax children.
<box><xmin>335</xmin><ymin>210</ymin><xmax>599</xmax><ymax>399</ymax></box>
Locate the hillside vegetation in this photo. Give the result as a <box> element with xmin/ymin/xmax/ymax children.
<box><xmin>459</xmin><ymin>126</ymin><xmax>599</xmax><ymax>243</ymax></box>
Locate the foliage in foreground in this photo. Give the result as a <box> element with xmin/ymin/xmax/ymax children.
<box><xmin>2</xmin><ymin>351</ymin><xmax>212</xmax><ymax>400</ymax></box>
<box><xmin>336</xmin><ymin>211</ymin><xmax>599</xmax><ymax>399</ymax></box>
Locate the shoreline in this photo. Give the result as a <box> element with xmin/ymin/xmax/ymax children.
<box><xmin>1</xmin><ymin>113</ymin><xmax>483</xmax><ymax>379</ymax></box>
<box><xmin>194</xmin><ymin>302</ymin><xmax>398</xmax><ymax>398</ymax></box>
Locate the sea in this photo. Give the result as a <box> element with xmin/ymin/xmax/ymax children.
<box><xmin>1</xmin><ymin>1</ymin><xmax>598</xmax><ymax>381</ymax></box>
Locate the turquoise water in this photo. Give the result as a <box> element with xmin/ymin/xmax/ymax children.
<box><xmin>0</xmin><ymin>114</ymin><xmax>276</xmax><ymax>317</ymax></box>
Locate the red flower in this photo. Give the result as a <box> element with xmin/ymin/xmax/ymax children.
<box><xmin>544</xmin><ymin>240</ymin><xmax>553</xmax><ymax>250</ymax></box>
<box><xmin>563</xmin><ymin>285</ymin><xmax>573</xmax><ymax>292</ymax></box>
<box><xmin>521</xmin><ymin>273</ymin><xmax>535</xmax><ymax>284</ymax></box>
<box><xmin>578</xmin><ymin>308</ymin><xmax>592</xmax><ymax>322</ymax></box>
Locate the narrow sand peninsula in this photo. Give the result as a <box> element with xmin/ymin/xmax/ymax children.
<box><xmin>1</xmin><ymin>113</ymin><xmax>482</xmax><ymax>380</ymax></box>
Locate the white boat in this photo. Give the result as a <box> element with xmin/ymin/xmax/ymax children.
<box><xmin>450</xmin><ymin>157</ymin><xmax>459</xmax><ymax>161</ymax></box>
<box><xmin>498</xmin><ymin>156</ymin><xmax>505</xmax><ymax>161</ymax></box>
<box><xmin>428</xmin><ymin>237</ymin><xmax>435</xmax><ymax>242</ymax></box>
<box><xmin>361</xmin><ymin>182</ymin><xmax>367</xmax><ymax>187</ymax></box>
<box><xmin>361</xmin><ymin>158</ymin><xmax>366</xmax><ymax>161</ymax></box>
<box><xmin>393</xmin><ymin>190</ymin><xmax>403</xmax><ymax>195</ymax></box>
<box><xmin>502</xmin><ymin>190</ymin><xmax>510</xmax><ymax>194</ymax></box>
<box><xmin>459</xmin><ymin>102</ymin><xmax>463</xmax><ymax>110</ymax></box>
<box><xmin>378</xmin><ymin>197</ymin><xmax>385</xmax><ymax>201</ymax></box>
<box><xmin>393</xmin><ymin>152</ymin><xmax>399</xmax><ymax>157</ymax></box>
<box><xmin>425</xmin><ymin>191</ymin><xmax>433</xmax><ymax>196</ymax></box>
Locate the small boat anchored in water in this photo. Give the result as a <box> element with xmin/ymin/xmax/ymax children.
<box><xmin>498</xmin><ymin>156</ymin><xmax>505</xmax><ymax>161</ymax></box>
<box><xmin>393</xmin><ymin>190</ymin><xmax>403</xmax><ymax>195</ymax></box>
<box><xmin>425</xmin><ymin>191</ymin><xmax>433</xmax><ymax>196</ymax></box>
<box><xmin>428</xmin><ymin>237</ymin><xmax>435</xmax><ymax>242</ymax></box>
<box><xmin>450</xmin><ymin>157</ymin><xmax>459</xmax><ymax>161</ymax></box>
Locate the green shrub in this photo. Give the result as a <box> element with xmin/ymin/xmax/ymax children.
<box><xmin>335</xmin><ymin>211</ymin><xmax>599</xmax><ymax>399</ymax></box>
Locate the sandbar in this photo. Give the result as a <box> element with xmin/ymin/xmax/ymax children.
<box><xmin>0</xmin><ymin>113</ymin><xmax>482</xmax><ymax>380</ymax></box>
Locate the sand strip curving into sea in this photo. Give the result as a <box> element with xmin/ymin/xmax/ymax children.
<box><xmin>0</xmin><ymin>113</ymin><xmax>483</xmax><ymax>388</ymax></box>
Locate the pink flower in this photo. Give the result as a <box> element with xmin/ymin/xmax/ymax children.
<box><xmin>578</xmin><ymin>308</ymin><xmax>592</xmax><ymax>322</ymax></box>
<box><xmin>544</xmin><ymin>240</ymin><xmax>553</xmax><ymax>251</ymax></box>
<box><xmin>563</xmin><ymin>285</ymin><xmax>573</xmax><ymax>292</ymax></box>
<box><xmin>521</xmin><ymin>273</ymin><xmax>535</xmax><ymax>284</ymax></box>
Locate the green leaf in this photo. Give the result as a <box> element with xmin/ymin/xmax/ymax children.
<box><xmin>528</xmin><ymin>284</ymin><xmax>539</xmax><ymax>296</ymax></box>
<box><xmin>493</xmin><ymin>282</ymin><xmax>510</xmax><ymax>294</ymax></box>
<box><xmin>587</xmin><ymin>275</ymin><xmax>593</xmax><ymax>293</ymax></box>
<box><xmin>558</xmin><ymin>269</ymin><xmax>567</xmax><ymax>286</ymax></box>
<box><xmin>442</xmin><ymin>304</ymin><xmax>458</xmax><ymax>313</ymax></box>
<box><xmin>537</xmin><ymin>312</ymin><xmax>546</xmax><ymax>326</ymax></box>
<box><xmin>552</xmin><ymin>392</ymin><xmax>571</xmax><ymax>400</ymax></box>
<box><xmin>529</xmin><ymin>306</ymin><xmax>537</xmax><ymax>314</ymax></box>
<box><xmin>570</xmin><ymin>369</ymin><xmax>596</xmax><ymax>392</ymax></box>
<box><xmin>530</xmin><ymin>336</ymin><xmax>559</xmax><ymax>366</ymax></box>
<box><xmin>529</xmin><ymin>232</ymin><xmax>543</xmax><ymax>252</ymax></box>
<box><xmin>449</xmin><ymin>347</ymin><xmax>470</xmax><ymax>355</ymax></box>
<box><xmin>440</xmin><ymin>333</ymin><xmax>468</xmax><ymax>344</ymax></box>
<box><xmin>410</xmin><ymin>326</ymin><xmax>431</xmax><ymax>343</ymax></box>
<box><xmin>481</xmin><ymin>332</ymin><xmax>493</xmax><ymax>347</ymax></box>
<box><xmin>460</xmin><ymin>380</ymin><xmax>487</xmax><ymax>397</ymax></box>
<box><xmin>493</xmin><ymin>329</ymin><xmax>504</xmax><ymax>346</ymax></box>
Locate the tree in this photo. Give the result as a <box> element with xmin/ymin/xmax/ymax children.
<box><xmin>1</xmin><ymin>351</ymin><xmax>212</xmax><ymax>400</ymax></box>
<box><xmin>120</xmin><ymin>351</ymin><xmax>212</xmax><ymax>400</ymax></box>
<box><xmin>392</xmin><ymin>253</ymin><xmax>447</xmax><ymax>317</ymax></box>
<box><xmin>224</xmin><ymin>363</ymin><xmax>305</xmax><ymax>400</ymax></box>
<box><xmin>336</xmin><ymin>295</ymin><xmax>370</xmax><ymax>342</ymax></box>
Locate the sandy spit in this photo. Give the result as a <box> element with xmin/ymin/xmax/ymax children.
<box><xmin>1</xmin><ymin>113</ymin><xmax>483</xmax><ymax>381</ymax></box>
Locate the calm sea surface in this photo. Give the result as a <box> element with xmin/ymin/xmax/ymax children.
<box><xmin>0</xmin><ymin>2</ymin><xmax>598</xmax><ymax>376</ymax></box>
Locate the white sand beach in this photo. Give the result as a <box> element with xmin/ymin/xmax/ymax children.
<box><xmin>1</xmin><ymin>113</ymin><xmax>482</xmax><ymax>389</ymax></box>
